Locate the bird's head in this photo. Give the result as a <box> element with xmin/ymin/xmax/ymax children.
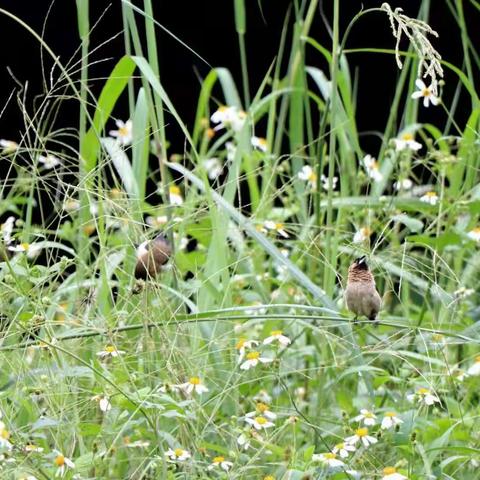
<box><xmin>351</xmin><ymin>255</ymin><xmax>369</xmax><ymax>271</ymax></box>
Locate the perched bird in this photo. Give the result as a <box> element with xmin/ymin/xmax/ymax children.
<box><xmin>134</xmin><ymin>234</ymin><xmax>172</xmax><ymax>279</ymax></box>
<box><xmin>345</xmin><ymin>256</ymin><xmax>382</xmax><ymax>321</ymax></box>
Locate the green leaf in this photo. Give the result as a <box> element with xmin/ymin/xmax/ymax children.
<box><xmin>80</xmin><ymin>56</ymin><xmax>136</xmax><ymax>173</ymax></box>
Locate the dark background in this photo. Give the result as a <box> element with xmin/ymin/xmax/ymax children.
<box><xmin>0</xmin><ymin>0</ymin><xmax>478</xmax><ymax>155</ymax></box>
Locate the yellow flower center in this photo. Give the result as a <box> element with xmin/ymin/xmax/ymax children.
<box><xmin>255</xmin><ymin>416</ymin><xmax>267</xmax><ymax>425</ymax></box>
<box><xmin>206</xmin><ymin>128</ymin><xmax>215</xmax><ymax>139</ymax></box>
<box><xmin>417</xmin><ymin>388</ymin><xmax>429</xmax><ymax>395</ymax></box>
<box><xmin>361</xmin><ymin>227</ymin><xmax>372</xmax><ymax>236</ymax></box>
<box><xmin>383</xmin><ymin>467</ymin><xmax>397</xmax><ymax>474</ymax></box>
<box><xmin>308</xmin><ymin>171</ymin><xmax>317</xmax><ymax>183</ymax></box>
<box><xmin>385</xmin><ymin>412</ymin><xmax>397</xmax><ymax>418</ymax></box>
<box><xmin>54</xmin><ymin>455</ymin><xmax>65</xmax><ymax>466</ymax></box>
<box><xmin>425</xmin><ymin>191</ymin><xmax>437</xmax><ymax>198</ymax></box>
<box><xmin>324</xmin><ymin>453</ymin><xmax>336</xmax><ymax>460</ymax></box>
<box><xmin>472</xmin><ymin>227</ymin><xmax>480</xmax><ymax>234</ymax></box>
<box><xmin>189</xmin><ymin>377</ymin><xmax>201</xmax><ymax>385</ymax></box>
<box><xmin>475</xmin><ymin>356</ymin><xmax>480</xmax><ymax>363</ymax></box>
<box><xmin>275</xmin><ymin>223</ymin><xmax>284</xmax><ymax>231</ymax></box>
<box><xmin>213</xmin><ymin>456</ymin><xmax>225</xmax><ymax>463</ymax></box>
<box><xmin>335</xmin><ymin>442</ymin><xmax>345</xmax><ymax>449</ymax></box>
<box><xmin>105</xmin><ymin>345</ymin><xmax>116</xmax><ymax>353</ymax></box>
<box><xmin>257</xmin><ymin>402</ymin><xmax>269</xmax><ymax>413</ymax></box>
<box><xmin>355</xmin><ymin>427</ymin><xmax>368</xmax><ymax>437</ymax></box>
<box><xmin>83</xmin><ymin>224</ymin><xmax>95</xmax><ymax>236</ymax></box>
<box><xmin>364</xmin><ymin>412</ymin><xmax>375</xmax><ymax>418</ymax></box>
<box><xmin>174</xmin><ymin>448</ymin><xmax>184</xmax><ymax>457</ymax></box>
<box><xmin>118</xmin><ymin>126</ymin><xmax>129</xmax><ymax>137</ymax></box>
<box><xmin>1</xmin><ymin>429</ymin><xmax>9</xmax><ymax>439</ymax></box>
<box><xmin>246</xmin><ymin>351</ymin><xmax>260</xmax><ymax>360</ymax></box>
<box><xmin>258</xmin><ymin>137</ymin><xmax>267</xmax><ymax>146</ymax></box>
<box><xmin>271</xmin><ymin>330</ymin><xmax>283</xmax><ymax>337</ymax></box>
<box><xmin>236</xmin><ymin>339</ymin><xmax>246</xmax><ymax>350</ymax></box>
<box><xmin>218</xmin><ymin>106</ymin><xmax>227</xmax><ymax>112</ymax></box>
<box><xmin>402</xmin><ymin>133</ymin><xmax>414</xmax><ymax>141</ymax></box>
<box><xmin>169</xmin><ymin>185</ymin><xmax>181</xmax><ymax>195</ymax></box>
<box><xmin>422</xmin><ymin>88</ymin><xmax>431</xmax><ymax>97</ymax></box>
<box><xmin>20</xmin><ymin>242</ymin><xmax>30</xmax><ymax>251</ymax></box>
<box><xmin>264</xmin><ymin>476</ymin><xmax>275</xmax><ymax>480</ymax></box>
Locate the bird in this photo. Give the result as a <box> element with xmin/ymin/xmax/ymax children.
<box><xmin>134</xmin><ymin>234</ymin><xmax>172</xmax><ymax>280</ymax></box>
<box><xmin>345</xmin><ymin>255</ymin><xmax>382</xmax><ymax>321</ymax></box>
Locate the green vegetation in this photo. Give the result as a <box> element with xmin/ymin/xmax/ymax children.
<box><xmin>0</xmin><ymin>1</ymin><xmax>479</xmax><ymax>478</ymax></box>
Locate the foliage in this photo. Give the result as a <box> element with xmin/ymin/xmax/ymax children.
<box><xmin>0</xmin><ymin>1</ymin><xmax>479</xmax><ymax>479</ymax></box>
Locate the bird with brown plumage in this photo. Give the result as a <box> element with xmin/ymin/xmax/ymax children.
<box><xmin>345</xmin><ymin>256</ymin><xmax>382</xmax><ymax>321</ymax></box>
<box><xmin>134</xmin><ymin>234</ymin><xmax>172</xmax><ymax>280</ymax></box>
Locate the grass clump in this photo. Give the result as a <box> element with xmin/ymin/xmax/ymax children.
<box><xmin>0</xmin><ymin>1</ymin><xmax>479</xmax><ymax>479</ymax></box>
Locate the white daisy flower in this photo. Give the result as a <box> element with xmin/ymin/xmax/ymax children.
<box><xmin>353</xmin><ymin>227</ymin><xmax>371</xmax><ymax>244</ymax></box>
<box><xmin>125</xmin><ymin>439</ymin><xmax>150</xmax><ymax>448</ymax></box>
<box><xmin>382</xmin><ymin>466</ymin><xmax>408</xmax><ymax>480</ymax></box>
<box><xmin>38</xmin><ymin>154</ymin><xmax>61</xmax><ymax>169</ymax></box>
<box><xmin>263</xmin><ymin>220</ymin><xmax>289</xmax><ymax>238</ymax></box>
<box><xmin>467</xmin><ymin>228</ymin><xmax>480</xmax><ymax>242</ymax></box>
<box><xmin>146</xmin><ymin>215</ymin><xmax>169</xmax><ymax>227</ymax></box>
<box><xmin>453</xmin><ymin>287</ymin><xmax>474</xmax><ymax>300</ymax></box>
<box><xmin>24</xmin><ymin>444</ymin><xmax>44</xmax><ymax>453</ymax></box>
<box><xmin>411</xmin><ymin>79</ymin><xmax>439</xmax><ymax>108</ymax></box>
<box><xmin>165</xmin><ymin>448</ymin><xmax>191</xmax><ymax>462</ymax></box>
<box><xmin>0</xmin><ymin>422</ymin><xmax>12</xmax><ymax>450</ymax></box>
<box><xmin>92</xmin><ymin>395</ymin><xmax>112</xmax><ymax>412</ymax></box>
<box><xmin>345</xmin><ymin>427</ymin><xmax>378</xmax><ymax>448</ymax></box>
<box><xmin>207</xmin><ymin>456</ymin><xmax>233</xmax><ymax>471</ymax></box>
<box><xmin>169</xmin><ymin>185</ymin><xmax>183</xmax><ymax>205</ymax></box>
<box><xmin>251</xmin><ymin>136</ymin><xmax>268</xmax><ymax>152</ymax></box>
<box><xmin>246</xmin><ymin>402</ymin><xmax>277</xmax><ymax>421</ymax></box>
<box><xmin>263</xmin><ymin>330</ymin><xmax>291</xmax><ymax>347</ymax></box>
<box><xmin>420</xmin><ymin>191</ymin><xmax>438</xmax><ymax>205</ymax></box>
<box><xmin>63</xmin><ymin>198</ymin><xmax>81</xmax><ymax>212</ymax></box>
<box><xmin>96</xmin><ymin>345</ymin><xmax>125</xmax><ymax>358</ymax></box>
<box><xmin>298</xmin><ymin>165</ymin><xmax>317</xmax><ymax>188</ymax></box>
<box><xmin>407</xmin><ymin>387</ymin><xmax>440</xmax><ymax>406</ymax></box>
<box><xmin>8</xmin><ymin>242</ymin><xmax>42</xmax><ymax>259</ymax></box>
<box><xmin>393</xmin><ymin>133</ymin><xmax>422</xmax><ymax>151</ymax></box>
<box><xmin>467</xmin><ymin>356</ymin><xmax>480</xmax><ymax>376</ymax></box>
<box><xmin>237</xmin><ymin>432</ymin><xmax>251</xmax><ymax>450</ymax></box>
<box><xmin>332</xmin><ymin>442</ymin><xmax>356</xmax><ymax>458</ymax></box>
<box><xmin>211</xmin><ymin>106</ymin><xmax>246</xmax><ymax>132</ymax></box>
<box><xmin>394</xmin><ymin>178</ymin><xmax>414</xmax><ymax>191</ymax></box>
<box><xmin>109</xmin><ymin>119</ymin><xmax>133</xmax><ymax>145</ymax></box>
<box><xmin>381</xmin><ymin>412</ymin><xmax>403</xmax><ymax>430</ymax></box>
<box><xmin>202</xmin><ymin>157</ymin><xmax>223</xmax><ymax>179</ymax></box>
<box><xmin>245</xmin><ymin>415</ymin><xmax>275</xmax><ymax>430</ymax></box>
<box><xmin>320</xmin><ymin>174</ymin><xmax>338</xmax><ymax>191</ymax></box>
<box><xmin>226</xmin><ymin>141</ymin><xmax>236</xmax><ymax>162</ymax></box>
<box><xmin>53</xmin><ymin>452</ymin><xmax>75</xmax><ymax>477</ymax></box>
<box><xmin>253</xmin><ymin>390</ymin><xmax>272</xmax><ymax>404</ymax></box>
<box><xmin>240</xmin><ymin>351</ymin><xmax>273</xmax><ymax>370</ymax></box>
<box><xmin>353</xmin><ymin>409</ymin><xmax>377</xmax><ymax>426</ymax></box>
<box><xmin>363</xmin><ymin>154</ymin><xmax>383</xmax><ymax>182</ymax></box>
<box><xmin>312</xmin><ymin>452</ymin><xmax>345</xmax><ymax>468</ymax></box>
<box><xmin>235</xmin><ymin>338</ymin><xmax>260</xmax><ymax>363</ymax></box>
<box><xmin>178</xmin><ymin>377</ymin><xmax>209</xmax><ymax>395</ymax></box>
<box><xmin>0</xmin><ymin>139</ymin><xmax>19</xmax><ymax>153</ymax></box>
<box><xmin>1</xmin><ymin>216</ymin><xmax>15</xmax><ymax>244</ymax></box>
